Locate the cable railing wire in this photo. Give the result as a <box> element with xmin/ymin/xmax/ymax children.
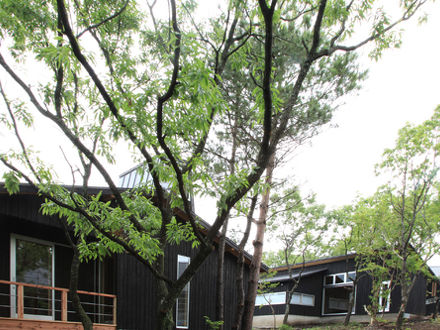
<box><xmin>0</xmin><ymin>280</ymin><xmax>117</xmax><ymax>325</ymax></box>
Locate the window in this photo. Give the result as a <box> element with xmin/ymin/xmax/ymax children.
<box><xmin>255</xmin><ymin>292</ymin><xmax>286</xmax><ymax>306</ymax></box>
<box><xmin>290</xmin><ymin>292</ymin><xmax>315</xmax><ymax>306</ymax></box>
<box><xmin>335</xmin><ymin>274</ymin><xmax>345</xmax><ymax>283</ymax></box>
<box><xmin>255</xmin><ymin>291</ymin><xmax>315</xmax><ymax>307</ymax></box>
<box><xmin>379</xmin><ymin>281</ymin><xmax>391</xmax><ymax>312</ymax></box>
<box><xmin>176</xmin><ymin>255</ymin><xmax>190</xmax><ymax>328</ymax></box>
<box><xmin>325</xmin><ymin>272</ymin><xmax>356</xmax><ymax>286</ymax></box>
<box><xmin>347</xmin><ymin>271</ymin><xmax>356</xmax><ymax>282</ymax></box>
<box><xmin>323</xmin><ymin>272</ymin><xmax>356</xmax><ymax>315</ymax></box>
<box><xmin>10</xmin><ymin>235</ymin><xmax>55</xmax><ymax>320</ymax></box>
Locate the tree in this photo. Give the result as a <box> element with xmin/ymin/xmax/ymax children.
<box><xmin>335</xmin><ymin>195</ymin><xmax>397</xmax><ymax>325</ymax></box>
<box><xmin>328</xmin><ymin>203</ymin><xmax>374</xmax><ymax>326</ymax></box>
<box><xmin>330</xmin><ymin>107</ymin><xmax>440</xmax><ymax>328</ymax></box>
<box><xmin>375</xmin><ymin>106</ymin><xmax>440</xmax><ymax>329</ymax></box>
<box><xmin>266</xmin><ymin>188</ymin><xmax>327</xmax><ymax>325</ymax></box>
<box><xmin>0</xmin><ymin>0</ymin><xmax>431</xmax><ymax>329</ymax></box>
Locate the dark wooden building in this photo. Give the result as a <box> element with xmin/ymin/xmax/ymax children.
<box><xmin>253</xmin><ymin>254</ymin><xmax>436</xmax><ymax>328</ymax></box>
<box><xmin>0</xmin><ymin>184</ymin><xmax>253</xmax><ymax>329</ymax></box>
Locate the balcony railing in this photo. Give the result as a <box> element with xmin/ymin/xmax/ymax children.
<box><xmin>0</xmin><ymin>279</ymin><xmax>116</xmax><ymax>327</ymax></box>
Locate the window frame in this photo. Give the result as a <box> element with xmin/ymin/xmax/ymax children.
<box><xmin>10</xmin><ymin>234</ymin><xmax>55</xmax><ymax>320</ymax></box>
<box><xmin>378</xmin><ymin>280</ymin><xmax>391</xmax><ymax>313</ymax></box>
<box><xmin>255</xmin><ymin>291</ymin><xmax>315</xmax><ymax>307</ymax></box>
<box><xmin>324</xmin><ymin>272</ymin><xmax>356</xmax><ymax>287</ymax></box>
<box><xmin>255</xmin><ymin>291</ymin><xmax>286</xmax><ymax>306</ymax></box>
<box><xmin>290</xmin><ymin>292</ymin><xmax>315</xmax><ymax>306</ymax></box>
<box><xmin>322</xmin><ymin>272</ymin><xmax>356</xmax><ymax>316</ymax></box>
<box><xmin>176</xmin><ymin>255</ymin><xmax>190</xmax><ymax>329</ymax></box>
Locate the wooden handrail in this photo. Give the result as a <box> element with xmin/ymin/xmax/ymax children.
<box><xmin>0</xmin><ymin>280</ymin><xmax>116</xmax><ymax>298</ymax></box>
<box><xmin>0</xmin><ymin>279</ymin><xmax>117</xmax><ymax>325</ymax></box>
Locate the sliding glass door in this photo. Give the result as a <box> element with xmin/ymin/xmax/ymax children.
<box><xmin>10</xmin><ymin>235</ymin><xmax>54</xmax><ymax>320</ymax></box>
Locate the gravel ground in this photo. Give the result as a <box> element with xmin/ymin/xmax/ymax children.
<box><xmin>296</xmin><ymin>319</ymin><xmax>440</xmax><ymax>329</ymax></box>
<box><xmin>365</xmin><ymin>319</ymin><xmax>440</xmax><ymax>329</ymax></box>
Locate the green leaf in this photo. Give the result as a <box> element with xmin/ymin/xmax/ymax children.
<box><xmin>3</xmin><ymin>171</ymin><xmax>20</xmax><ymax>194</ymax></box>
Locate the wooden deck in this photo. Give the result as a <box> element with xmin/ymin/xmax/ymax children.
<box><xmin>0</xmin><ymin>317</ymin><xmax>116</xmax><ymax>329</ymax></box>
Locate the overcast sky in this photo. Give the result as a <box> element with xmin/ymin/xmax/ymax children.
<box><xmin>285</xmin><ymin>3</ymin><xmax>440</xmax><ymax>210</ymax></box>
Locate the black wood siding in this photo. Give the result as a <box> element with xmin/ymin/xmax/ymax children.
<box><xmin>405</xmin><ymin>274</ymin><xmax>427</xmax><ymax>315</ymax></box>
<box><xmin>1</xmin><ymin>192</ymin><xmax>252</xmax><ymax>329</ymax></box>
<box><xmin>256</xmin><ymin>257</ymin><xmax>429</xmax><ymax>319</ymax></box>
<box><xmin>116</xmin><ymin>241</ymin><xmax>250</xmax><ymax>330</ymax></box>
<box><xmin>254</xmin><ymin>272</ymin><xmax>325</xmax><ymax>317</ymax></box>
<box><xmin>0</xmin><ymin>198</ymin><xmax>116</xmax><ymax>322</ymax></box>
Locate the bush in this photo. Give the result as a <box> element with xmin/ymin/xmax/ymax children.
<box><xmin>279</xmin><ymin>325</ymin><xmax>294</xmax><ymax>330</ymax></box>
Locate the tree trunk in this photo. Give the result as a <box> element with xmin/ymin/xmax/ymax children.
<box><xmin>156</xmin><ymin>254</ymin><xmax>174</xmax><ymax>330</ymax></box>
<box><xmin>395</xmin><ymin>294</ymin><xmax>408</xmax><ymax>330</ymax></box>
<box><xmin>70</xmin><ymin>247</ymin><xmax>94</xmax><ymax>330</ymax></box>
<box><xmin>283</xmin><ymin>270</ymin><xmax>302</xmax><ymax>325</ymax></box>
<box><xmin>241</xmin><ymin>153</ymin><xmax>275</xmax><ymax>330</ymax></box>
<box><xmin>433</xmin><ymin>298</ymin><xmax>439</xmax><ymax>320</ymax></box>
<box><xmin>216</xmin><ymin>217</ymin><xmax>229</xmax><ymax>329</ymax></box>
<box><xmin>157</xmin><ymin>306</ymin><xmax>174</xmax><ymax>330</ymax></box>
<box><xmin>343</xmin><ymin>287</ymin><xmax>355</xmax><ymax>326</ymax></box>
<box><xmin>282</xmin><ymin>291</ymin><xmax>291</xmax><ymax>324</ymax></box>
<box><xmin>61</xmin><ymin>220</ymin><xmax>93</xmax><ymax>329</ymax></box>
<box><xmin>155</xmin><ymin>243</ymin><xmax>214</xmax><ymax>330</ymax></box>
<box><xmin>232</xmin><ymin>253</ymin><xmax>246</xmax><ymax>330</ymax></box>
<box><xmin>216</xmin><ymin>111</ymin><xmax>237</xmax><ymax>329</ymax></box>
<box><xmin>396</xmin><ymin>271</ymin><xmax>418</xmax><ymax>330</ymax></box>
<box><xmin>232</xmin><ymin>195</ymin><xmax>256</xmax><ymax>330</ymax></box>
<box><xmin>343</xmin><ymin>259</ymin><xmax>359</xmax><ymax>326</ymax></box>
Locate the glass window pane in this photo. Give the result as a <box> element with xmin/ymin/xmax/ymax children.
<box><xmin>325</xmin><ymin>276</ymin><xmax>334</xmax><ymax>285</ymax></box>
<box><xmin>256</xmin><ymin>292</ymin><xmax>286</xmax><ymax>305</ymax></box>
<box><xmin>302</xmin><ymin>294</ymin><xmax>315</xmax><ymax>306</ymax></box>
<box><xmin>324</xmin><ymin>287</ymin><xmax>351</xmax><ymax>314</ymax></box>
<box><xmin>176</xmin><ymin>286</ymin><xmax>189</xmax><ymax>326</ymax></box>
<box><xmin>119</xmin><ymin>175</ymin><xmax>126</xmax><ymax>187</ymax></box>
<box><xmin>290</xmin><ymin>293</ymin><xmax>301</xmax><ymax>304</ymax></box>
<box><xmin>125</xmin><ymin>172</ymin><xmax>132</xmax><ymax>188</ymax></box>
<box><xmin>379</xmin><ymin>281</ymin><xmax>391</xmax><ymax>312</ymax></box>
<box><xmin>128</xmin><ymin>171</ymin><xmax>136</xmax><ymax>188</ymax></box>
<box><xmin>16</xmin><ymin>239</ymin><xmax>53</xmax><ymax>317</ymax></box>
<box><xmin>133</xmin><ymin>171</ymin><xmax>141</xmax><ymax>186</ymax></box>
<box><xmin>335</xmin><ymin>274</ymin><xmax>345</xmax><ymax>283</ymax></box>
<box><xmin>348</xmin><ymin>272</ymin><xmax>356</xmax><ymax>282</ymax></box>
<box><xmin>176</xmin><ymin>256</ymin><xmax>190</xmax><ymax>327</ymax></box>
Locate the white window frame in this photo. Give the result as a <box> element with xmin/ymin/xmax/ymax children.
<box><xmin>10</xmin><ymin>234</ymin><xmax>55</xmax><ymax>320</ymax></box>
<box><xmin>255</xmin><ymin>291</ymin><xmax>286</xmax><ymax>306</ymax></box>
<box><xmin>255</xmin><ymin>291</ymin><xmax>315</xmax><ymax>307</ymax></box>
<box><xmin>290</xmin><ymin>292</ymin><xmax>315</xmax><ymax>306</ymax></box>
<box><xmin>322</xmin><ymin>272</ymin><xmax>356</xmax><ymax>316</ymax></box>
<box><xmin>379</xmin><ymin>280</ymin><xmax>391</xmax><ymax>312</ymax></box>
<box><xmin>176</xmin><ymin>255</ymin><xmax>190</xmax><ymax>329</ymax></box>
<box><xmin>324</xmin><ymin>271</ymin><xmax>356</xmax><ymax>286</ymax></box>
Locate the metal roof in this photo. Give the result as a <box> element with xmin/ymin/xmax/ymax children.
<box><xmin>261</xmin><ymin>267</ymin><xmax>328</xmax><ymax>283</ymax></box>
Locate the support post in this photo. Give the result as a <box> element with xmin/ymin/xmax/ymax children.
<box><xmin>61</xmin><ymin>290</ymin><xmax>68</xmax><ymax>321</ymax></box>
<box><xmin>17</xmin><ymin>284</ymin><xmax>24</xmax><ymax>319</ymax></box>
<box><xmin>113</xmin><ymin>296</ymin><xmax>117</xmax><ymax>325</ymax></box>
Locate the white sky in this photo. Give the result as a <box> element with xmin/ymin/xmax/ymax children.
<box><xmin>288</xmin><ymin>3</ymin><xmax>440</xmax><ymax>210</ymax></box>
